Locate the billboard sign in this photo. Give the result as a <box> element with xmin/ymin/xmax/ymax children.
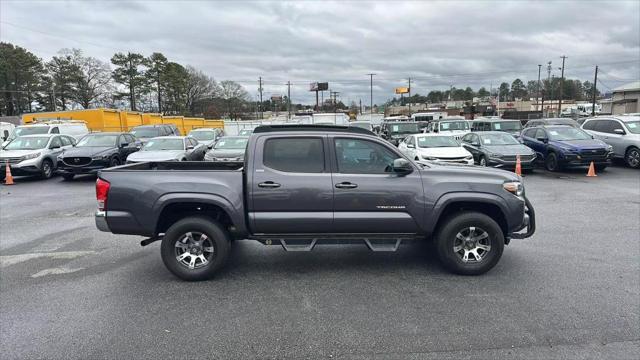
<box><xmin>395</xmin><ymin>87</ymin><xmax>409</xmax><ymax>94</ymax></box>
<box><xmin>310</xmin><ymin>82</ymin><xmax>329</xmax><ymax>91</ymax></box>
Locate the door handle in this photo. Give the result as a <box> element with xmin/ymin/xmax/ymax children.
<box><xmin>258</xmin><ymin>181</ymin><xmax>281</xmax><ymax>188</ymax></box>
<box><xmin>335</xmin><ymin>182</ymin><xmax>357</xmax><ymax>189</ymax></box>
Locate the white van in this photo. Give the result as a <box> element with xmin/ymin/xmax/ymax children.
<box><xmin>14</xmin><ymin>121</ymin><xmax>89</xmax><ymax>140</ymax></box>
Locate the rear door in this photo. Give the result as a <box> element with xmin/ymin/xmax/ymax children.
<box><xmin>249</xmin><ymin>135</ymin><xmax>333</xmax><ymax>233</ymax></box>
<box><xmin>329</xmin><ymin>136</ymin><xmax>424</xmax><ymax>233</ymax></box>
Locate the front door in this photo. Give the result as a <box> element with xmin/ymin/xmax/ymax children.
<box><xmin>250</xmin><ymin>135</ymin><xmax>333</xmax><ymax>233</ymax></box>
<box><xmin>329</xmin><ymin>136</ymin><xmax>424</xmax><ymax>233</ymax></box>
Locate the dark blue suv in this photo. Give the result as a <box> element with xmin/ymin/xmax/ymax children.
<box><xmin>521</xmin><ymin>125</ymin><xmax>613</xmax><ymax>172</ymax></box>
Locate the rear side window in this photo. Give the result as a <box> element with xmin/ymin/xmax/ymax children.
<box><xmin>50</xmin><ymin>127</ymin><xmax>59</xmax><ymax>134</ymax></box>
<box><xmin>582</xmin><ymin>120</ymin><xmax>597</xmax><ymax>130</ymax></box>
<box><xmin>263</xmin><ymin>138</ymin><xmax>325</xmax><ymax>173</ymax></box>
<box><xmin>522</xmin><ymin>128</ymin><xmax>537</xmax><ymax>137</ymax></box>
<box><xmin>60</xmin><ymin>136</ymin><xmax>72</xmax><ymax>146</ymax></box>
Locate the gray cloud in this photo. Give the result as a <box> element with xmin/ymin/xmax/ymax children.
<box><xmin>1</xmin><ymin>0</ymin><xmax>638</xmax><ymax>104</ymax></box>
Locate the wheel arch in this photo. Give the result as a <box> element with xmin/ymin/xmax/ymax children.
<box><xmin>430</xmin><ymin>193</ymin><xmax>511</xmax><ymax>239</ymax></box>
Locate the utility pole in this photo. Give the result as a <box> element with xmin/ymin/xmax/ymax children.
<box><xmin>286</xmin><ymin>81</ymin><xmax>291</xmax><ymax>119</ymax></box>
<box><xmin>367</xmin><ymin>73</ymin><xmax>376</xmax><ymax>121</ymax></box>
<box><xmin>408</xmin><ymin>77</ymin><xmax>412</xmax><ymax>115</ymax></box>
<box><xmin>258</xmin><ymin>77</ymin><xmax>263</xmax><ymax>119</ymax></box>
<box><xmin>359</xmin><ymin>99</ymin><xmax>362</xmax><ymax>115</ymax></box>
<box><xmin>558</xmin><ymin>56</ymin><xmax>567</xmax><ymax>117</ymax></box>
<box><xmin>592</xmin><ymin>65</ymin><xmax>598</xmax><ymax>116</ymax></box>
<box><xmin>128</xmin><ymin>54</ymin><xmax>136</xmax><ymax>111</ymax></box>
<box><xmin>50</xmin><ymin>84</ymin><xmax>56</xmax><ymax>111</ymax></box>
<box><xmin>537</xmin><ymin>64</ymin><xmax>542</xmax><ymax>112</ymax></box>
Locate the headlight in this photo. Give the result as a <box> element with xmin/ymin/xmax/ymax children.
<box><xmin>503</xmin><ymin>181</ymin><xmax>524</xmax><ymax>197</ymax></box>
<box><xmin>607</xmin><ymin>145</ymin><xmax>613</xmax><ymax>152</ymax></box>
<box><xmin>422</xmin><ymin>155</ymin><xmax>438</xmax><ymax>160</ymax></box>
<box><xmin>465</xmin><ymin>155</ymin><xmax>473</xmax><ymax>160</ymax></box>
<box><xmin>488</xmin><ymin>152</ymin><xmax>503</xmax><ymax>159</ymax></box>
<box><xmin>92</xmin><ymin>154</ymin><xmax>109</xmax><ymax>160</ymax></box>
<box><xmin>22</xmin><ymin>152</ymin><xmax>41</xmax><ymax>160</ymax></box>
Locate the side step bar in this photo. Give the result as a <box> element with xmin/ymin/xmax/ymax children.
<box><xmin>252</xmin><ymin>235</ymin><xmax>418</xmax><ymax>252</ymax></box>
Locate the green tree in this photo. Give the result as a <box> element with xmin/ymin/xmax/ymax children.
<box><xmin>161</xmin><ymin>62</ymin><xmax>189</xmax><ymax>114</ymax></box>
<box><xmin>498</xmin><ymin>82</ymin><xmax>510</xmax><ymax>101</ymax></box>
<box><xmin>146</xmin><ymin>52</ymin><xmax>168</xmax><ymax>112</ymax></box>
<box><xmin>510</xmin><ymin>78</ymin><xmax>527</xmax><ymax>99</ymax></box>
<box><xmin>0</xmin><ymin>42</ymin><xmax>46</xmax><ymax>115</ymax></box>
<box><xmin>111</xmin><ymin>52</ymin><xmax>148</xmax><ymax>111</ymax></box>
<box><xmin>477</xmin><ymin>87</ymin><xmax>489</xmax><ymax>98</ymax></box>
<box><xmin>47</xmin><ymin>49</ymin><xmax>83</xmax><ymax>110</ymax></box>
<box><xmin>463</xmin><ymin>87</ymin><xmax>474</xmax><ymax>100</ymax></box>
<box><xmin>583</xmin><ymin>81</ymin><xmax>600</xmax><ymax>100</ymax></box>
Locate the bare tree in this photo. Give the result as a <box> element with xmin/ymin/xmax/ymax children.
<box><xmin>218</xmin><ymin>80</ymin><xmax>250</xmax><ymax>120</ymax></box>
<box><xmin>67</xmin><ymin>49</ymin><xmax>113</xmax><ymax>109</ymax></box>
<box><xmin>185</xmin><ymin>66</ymin><xmax>219</xmax><ymax>115</ymax></box>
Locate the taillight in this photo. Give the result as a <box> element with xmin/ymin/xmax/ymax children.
<box><xmin>96</xmin><ymin>178</ymin><xmax>110</xmax><ymax>211</ymax></box>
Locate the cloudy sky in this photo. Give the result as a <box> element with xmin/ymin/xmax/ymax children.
<box><xmin>1</xmin><ymin>0</ymin><xmax>639</xmax><ymax>105</ymax></box>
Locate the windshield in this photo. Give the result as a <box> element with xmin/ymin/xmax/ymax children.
<box><xmin>492</xmin><ymin>121</ymin><xmax>522</xmax><ymax>131</ymax></box>
<box><xmin>549</xmin><ymin>119</ymin><xmax>577</xmax><ymax>127</ymax></box>
<box><xmin>350</xmin><ymin>122</ymin><xmax>371</xmax><ymax>130</ymax></box>
<box><xmin>15</xmin><ymin>127</ymin><xmax>49</xmax><ymax>136</ymax></box>
<box><xmin>189</xmin><ymin>131</ymin><xmax>216</xmax><ymax>141</ymax></box>
<box><xmin>389</xmin><ymin>123</ymin><xmax>419</xmax><ymax>134</ymax></box>
<box><xmin>548</xmin><ymin>127</ymin><xmax>592</xmax><ymax>141</ymax></box>
<box><xmin>214</xmin><ymin>137</ymin><xmax>248</xmax><ymax>150</ymax></box>
<box><xmin>4</xmin><ymin>136</ymin><xmax>50</xmax><ymax>150</ymax></box>
<box><xmin>439</xmin><ymin>121</ymin><xmax>469</xmax><ymax>131</ymax></box>
<box><xmin>417</xmin><ymin>136</ymin><xmax>459</xmax><ymax>148</ymax></box>
<box><xmin>130</xmin><ymin>127</ymin><xmax>160</xmax><ymax>138</ymax></box>
<box><xmin>76</xmin><ymin>135</ymin><xmax>118</xmax><ymax>147</ymax></box>
<box><xmin>142</xmin><ymin>138</ymin><xmax>184</xmax><ymax>151</ymax></box>
<box><xmin>624</xmin><ymin>121</ymin><xmax>640</xmax><ymax>134</ymax></box>
<box><xmin>480</xmin><ymin>133</ymin><xmax>520</xmax><ymax>145</ymax></box>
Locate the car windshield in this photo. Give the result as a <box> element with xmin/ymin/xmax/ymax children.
<box><xmin>142</xmin><ymin>138</ymin><xmax>184</xmax><ymax>151</ymax></box>
<box><xmin>480</xmin><ymin>133</ymin><xmax>520</xmax><ymax>145</ymax></box>
<box><xmin>440</xmin><ymin>121</ymin><xmax>469</xmax><ymax>131</ymax></box>
<box><xmin>492</xmin><ymin>121</ymin><xmax>522</xmax><ymax>131</ymax></box>
<box><xmin>76</xmin><ymin>135</ymin><xmax>118</xmax><ymax>147</ymax></box>
<box><xmin>238</xmin><ymin>130</ymin><xmax>253</xmax><ymax>136</ymax></box>
<box><xmin>350</xmin><ymin>122</ymin><xmax>371</xmax><ymax>130</ymax></box>
<box><xmin>389</xmin><ymin>123</ymin><xmax>419</xmax><ymax>134</ymax></box>
<box><xmin>417</xmin><ymin>136</ymin><xmax>459</xmax><ymax>148</ymax></box>
<box><xmin>4</xmin><ymin>136</ymin><xmax>50</xmax><ymax>150</ymax></box>
<box><xmin>14</xmin><ymin>127</ymin><xmax>49</xmax><ymax>136</ymax></box>
<box><xmin>547</xmin><ymin>127</ymin><xmax>592</xmax><ymax>141</ymax></box>
<box><xmin>189</xmin><ymin>131</ymin><xmax>216</xmax><ymax>141</ymax></box>
<box><xmin>624</xmin><ymin>121</ymin><xmax>640</xmax><ymax>134</ymax></box>
<box><xmin>214</xmin><ymin>137</ymin><xmax>248</xmax><ymax>149</ymax></box>
<box><xmin>549</xmin><ymin>119</ymin><xmax>577</xmax><ymax>127</ymax></box>
<box><xmin>130</xmin><ymin>127</ymin><xmax>160</xmax><ymax>138</ymax></box>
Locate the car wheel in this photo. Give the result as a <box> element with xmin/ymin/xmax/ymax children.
<box><xmin>479</xmin><ymin>156</ymin><xmax>487</xmax><ymax>166</ymax></box>
<box><xmin>62</xmin><ymin>174</ymin><xmax>75</xmax><ymax>181</ymax></box>
<box><xmin>595</xmin><ymin>164</ymin><xmax>607</xmax><ymax>172</ymax></box>
<box><xmin>435</xmin><ymin>211</ymin><xmax>504</xmax><ymax>275</ymax></box>
<box><xmin>40</xmin><ymin>159</ymin><xmax>53</xmax><ymax>179</ymax></box>
<box><xmin>161</xmin><ymin>217</ymin><xmax>231</xmax><ymax>281</ymax></box>
<box><xmin>415</xmin><ymin>156</ymin><xmax>419</xmax><ymax>161</ymax></box>
<box><xmin>109</xmin><ymin>157</ymin><xmax>120</xmax><ymax>167</ymax></box>
<box><xmin>625</xmin><ymin>147</ymin><xmax>640</xmax><ymax>169</ymax></box>
<box><xmin>544</xmin><ymin>152</ymin><xmax>560</xmax><ymax>172</ymax></box>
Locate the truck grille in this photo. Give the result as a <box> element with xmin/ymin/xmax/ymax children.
<box><xmin>0</xmin><ymin>157</ymin><xmax>23</xmax><ymax>165</ymax></box>
<box><xmin>579</xmin><ymin>149</ymin><xmax>606</xmax><ymax>156</ymax></box>
<box><xmin>63</xmin><ymin>157</ymin><xmax>92</xmax><ymax>166</ymax></box>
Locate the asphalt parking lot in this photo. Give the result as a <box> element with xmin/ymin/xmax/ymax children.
<box><xmin>1</xmin><ymin>164</ymin><xmax>639</xmax><ymax>359</ymax></box>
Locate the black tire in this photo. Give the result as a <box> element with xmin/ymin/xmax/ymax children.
<box><xmin>595</xmin><ymin>164</ymin><xmax>607</xmax><ymax>172</ymax></box>
<box><xmin>415</xmin><ymin>156</ymin><xmax>419</xmax><ymax>161</ymax></box>
<box><xmin>479</xmin><ymin>155</ymin><xmax>487</xmax><ymax>166</ymax></box>
<box><xmin>40</xmin><ymin>159</ymin><xmax>53</xmax><ymax>179</ymax></box>
<box><xmin>109</xmin><ymin>157</ymin><xmax>120</xmax><ymax>167</ymax></box>
<box><xmin>161</xmin><ymin>217</ymin><xmax>231</xmax><ymax>281</ymax></box>
<box><xmin>625</xmin><ymin>147</ymin><xmax>640</xmax><ymax>169</ymax></box>
<box><xmin>62</xmin><ymin>174</ymin><xmax>75</xmax><ymax>181</ymax></box>
<box><xmin>435</xmin><ymin>211</ymin><xmax>504</xmax><ymax>275</ymax></box>
<box><xmin>544</xmin><ymin>152</ymin><xmax>560</xmax><ymax>172</ymax></box>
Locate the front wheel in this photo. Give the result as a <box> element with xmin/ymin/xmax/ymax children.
<box><xmin>595</xmin><ymin>164</ymin><xmax>607</xmax><ymax>172</ymax></box>
<box><xmin>40</xmin><ymin>159</ymin><xmax>53</xmax><ymax>179</ymax></box>
<box><xmin>161</xmin><ymin>217</ymin><xmax>231</xmax><ymax>281</ymax></box>
<box><xmin>545</xmin><ymin>152</ymin><xmax>560</xmax><ymax>172</ymax></box>
<box><xmin>479</xmin><ymin>156</ymin><xmax>487</xmax><ymax>166</ymax></box>
<box><xmin>625</xmin><ymin>147</ymin><xmax>640</xmax><ymax>168</ymax></box>
<box><xmin>435</xmin><ymin>211</ymin><xmax>504</xmax><ymax>275</ymax></box>
<box><xmin>109</xmin><ymin>157</ymin><xmax>120</xmax><ymax>167</ymax></box>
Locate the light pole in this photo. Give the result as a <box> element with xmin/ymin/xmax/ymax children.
<box><xmin>367</xmin><ymin>73</ymin><xmax>376</xmax><ymax>121</ymax></box>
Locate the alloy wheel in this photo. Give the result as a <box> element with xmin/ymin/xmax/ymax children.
<box><xmin>452</xmin><ymin>226</ymin><xmax>491</xmax><ymax>263</ymax></box>
<box><xmin>627</xmin><ymin>149</ymin><xmax>640</xmax><ymax>168</ymax></box>
<box><xmin>174</xmin><ymin>232</ymin><xmax>215</xmax><ymax>269</ymax></box>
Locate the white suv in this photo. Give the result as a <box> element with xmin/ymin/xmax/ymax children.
<box><xmin>14</xmin><ymin>121</ymin><xmax>89</xmax><ymax>141</ymax></box>
<box><xmin>582</xmin><ymin>115</ymin><xmax>640</xmax><ymax>168</ymax></box>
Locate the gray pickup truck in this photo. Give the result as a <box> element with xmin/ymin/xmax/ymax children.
<box><xmin>95</xmin><ymin>125</ymin><xmax>535</xmax><ymax>281</ymax></box>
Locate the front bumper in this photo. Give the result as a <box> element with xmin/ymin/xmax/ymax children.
<box><xmin>423</xmin><ymin>157</ymin><xmax>474</xmax><ymax>165</ymax></box>
<box><xmin>488</xmin><ymin>157</ymin><xmax>536</xmax><ymax>169</ymax></box>
<box><xmin>560</xmin><ymin>153</ymin><xmax>612</xmax><ymax>167</ymax></box>
<box><xmin>57</xmin><ymin>160</ymin><xmax>110</xmax><ymax>175</ymax></box>
<box><xmin>510</xmin><ymin>197</ymin><xmax>536</xmax><ymax>239</ymax></box>
<box><xmin>2</xmin><ymin>158</ymin><xmax>43</xmax><ymax>176</ymax></box>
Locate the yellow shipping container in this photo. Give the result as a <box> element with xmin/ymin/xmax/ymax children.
<box><xmin>121</xmin><ymin>111</ymin><xmax>144</xmax><ymax>130</ymax></box>
<box><xmin>22</xmin><ymin>109</ymin><xmax>125</xmax><ymax>132</ymax></box>
<box><xmin>160</xmin><ymin>116</ymin><xmax>185</xmax><ymax>134</ymax></box>
<box><xmin>142</xmin><ymin>113</ymin><xmax>163</xmax><ymax>125</ymax></box>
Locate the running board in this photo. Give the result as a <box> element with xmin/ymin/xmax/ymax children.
<box><xmin>251</xmin><ymin>236</ymin><xmax>416</xmax><ymax>252</ymax></box>
<box><xmin>279</xmin><ymin>238</ymin><xmax>318</xmax><ymax>251</ymax></box>
<box><xmin>363</xmin><ymin>238</ymin><xmax>402</xmax><ymax>252</ymax></box>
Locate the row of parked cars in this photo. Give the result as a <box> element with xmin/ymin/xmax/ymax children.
<box><xmin>371</xmin><ymin>114</ymin><xmax>639</xmax><ymax>171</ymax></box>
<box><xmin>0</xmin><ymin>121</ymin><xmax>254</xmax><ymax>182</ymax></box>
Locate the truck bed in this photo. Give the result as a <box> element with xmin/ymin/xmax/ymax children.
<box><xmin>98</xmin><ymin>161</ymin><xmax>246</xmax><ymax>237</ymax></box>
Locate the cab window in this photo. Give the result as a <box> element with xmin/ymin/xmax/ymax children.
<box><xmin>263</xmin><ymin>137</ymin><xmax>325</xmax><ymax>173</ymax></box>
<box><xmin>334</xmin><ymin>138</ymin><xmax>397</xmax><ymax>174</ymax></box>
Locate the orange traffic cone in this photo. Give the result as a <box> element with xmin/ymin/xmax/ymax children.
<box><xmin>515</xmin><ymin>155</ymin><xmax>522</xmax><ymax>176</ymax></box>
<box><xmin>586</xmin><ymin>161</ymin><xmax>597</xmax><ymax>177</ymax></box>
<box><xmin>4</xmin><ymin>161</ymin><xmax>14</xmax><ymax>185</ymax></box>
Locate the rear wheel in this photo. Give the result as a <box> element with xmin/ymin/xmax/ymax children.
<box><xmin>544</xmin><ymin>152</ymin><xmax>560</xmax><ymax>172</ymax></box>
<box><xmin>40</xmin><ymin>159</ymin><xmax>53</xmax><ymax>179</ymax></box>
<box><xmin>625</xmin><ymin>147</ymin><xmax>640</xmax><ymax>168</ymax></box>
<box><xmin>435</xmin><ymin>211</ymin><xmax>504</xmax><ymax>275</ymax></box>
<box><xmin>161</xmin><ymin>217</ymin><xmax>231</xmax><ymax>281</ymax></box>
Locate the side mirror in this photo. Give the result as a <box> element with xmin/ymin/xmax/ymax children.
<box><xmin>187</xmin><ymin>145</ymin><xmax>195</xmax><ymax>150</ymax></box>
<box><xmin>120</xmin><ymin>142</ymin><xmax>129</xmax><ymax>148</ymax></box>
<box><xmin>207</xmin><ymin>144</ymin><xmax>213</xmax><ymax>149</ymax></box>
<box><xmin>392</xmin><ymin>158</ymin><xmax>413</xmax><ymax>175</ymax></box>
<box><xmin>50</xmin><ymin>144</ymin><xmax>61</xmax><ymax>149</ymax></box>
<box><xmin>407</xmin><ymin>144</ymin><xmax>415</xmax><ymax>148</ymax></box>
<box><xmin>536</xmin><ymin>137</ymin><xmax>548</xmax><ymax>143</ymax></box>
<box><xmin>614</xmin><ymin>128</ymin><xmax>625</xmax><ymax>135</ymax></box>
